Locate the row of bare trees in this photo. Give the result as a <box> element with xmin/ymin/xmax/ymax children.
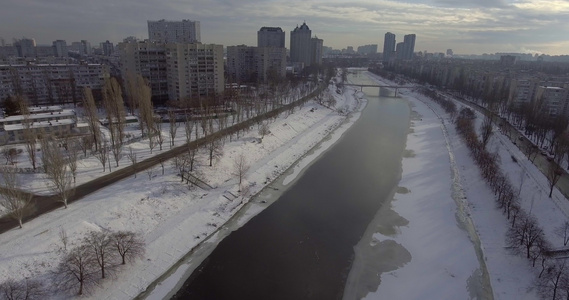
<box><xmin>0</xmin><ymin>230</ymin><xmax>144</xmax><ymax>298</ymax></box>
<box><xmin>453</xmin><ymin>106</ymin><xmax>569</xmax><ymax>299</ymax></box>
<box><xmin>0</xmin><ymin>135</ymin><xmax>78</xmax><ymax>228</ymax></box>
<box><xmin>377</xmin><ymin>64</ymin><xmax>569</xmax><ymax>172</ymax></box>
<box><xmin>53</xmin><ymin>230</ymin><xmax>145</xmax><ymax>296</ymax></box>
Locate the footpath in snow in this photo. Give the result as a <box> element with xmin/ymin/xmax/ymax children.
<box><xmin>0</xmin><ymin>80</ymin><xmax>365</xmax><ymax>300</ymax></box>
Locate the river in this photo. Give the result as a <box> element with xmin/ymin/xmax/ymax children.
<box><xmin>169</xmin><ymin>71</ymin><xmax>410</xmax><ymax>299</ymax></box>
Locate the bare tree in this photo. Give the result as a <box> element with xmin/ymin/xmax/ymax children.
<box><xmin>148</xmin><ymin>131</ymin><xmax>156</xmax><ymax>154</ymax></box>
<box><xmin>0</xmin><ymin>278</ymin><xmax>45</xmax><ymax>300</ymax></box>
<box><xmin>154</xmin><ymin>120</ymin><xmax>164</xmax><ymax>151</ymax></box>
<box><xmin>555</xmin><ymin>221</ymin><xmax>569</xmax><ymax>246</ymax></box>
<box><xmin>146</xmin><ymin>167</ymin><xmax>154</xmax><ymax>181</ymax></box>
<box><xmin>66</xmin><ymin>142</ymin><xmax>79</xmax><ymax>184</ymax></box>
<box><xmin>127</xmin><ymin>147</ymin><xmax>138</xmax><ymax>178</ymax></box>
<box><xmin>42</xmin><ymin>137</ymin><xmax>74</xmax><ymax>208</ymax></box>
<box><xmin>173</xmin><ymin>154</ymin><xmax>189</xmax><ymax>182</ymax></box>
<box><xmin>54</xmin><ymin>244</ymin><xmax>98</xmax><ymax>296</ymax></box>
<box><xmin>94</xmin><ymin>140</ymin><xmax>109</xmax><ymax>172</ymax></box>
<box><xmin>59</xmin><ymin>227</ymin><xmax>69</xmax><ymax>252</ymax></box>
<box><xmin>184</xmin><ymin>115</ymin><xmax>193</xmax><ymax>144</ymax></box>
<box><xmin>187</xmin><ymin>145</ymin><xmax>198</xmax><ymax>173</ymax></box>
<box><xmin>529</xmin><ymin>237</ymin><xmax>550</xmax><ymax>268</ymax></box>
<box><xmin>537</xmin><ymin>261</ymin><xmax>566</xmax><ymax>300</ymax></box>
<box><xmin>111</xmin><ymin>231</ymin><xmax>145</xmax><ymax>265</ymax></box>
<box><xmin>232</xmin><ymin>152</ymin><xmax>250</xmax><ymax>190</ymax></box>
<box><xmin>83</xmin><ymin>88</ymin><xmax>101</xmax><ymax>151</ymax></box>
<box><xmin>124</xmin><ymin>71</ymin><xmax>139</xmax><ymax>115</ymax></box>
<box><xmin>0</xmin><ymin>167</ymin><xmax>32</xmax><ymax>228</ymax></box>
<box><xmin>168</xmin><ymin>109</ymin><xmax>179</xmax><ymax>148</ymax></box>
<box><xmin>83</xmin><ymin>231</ymin><xmax>115</xmax><ymax>279</ymax></box>
<box><xmin>102</xmin><ymin>77</ymin><xmax>126</xmax><ymax>168</ymax></box>
<box><xmin>258</xmin><ymin>122</ymin><xmax>270</xmax><ymax>139</ymax></box>
<box><xmin>2</xmin><ymin>148</ymin><xmax>18</xmax><ymax>165</ymax></box>
<box><xmin>525</xmin><ymin>143</ymin><xmax>540</xmax><ymax>163</ymax></box>
<box><xmin>547</xmin><ymin>160</ymin><xmax>563</xmax><ymax>198</ymax></box>
<box><xmin>137</xmin><ymin>75</ymin><xmax>154</xmax><ymax>137</ymax></box>
<box><xmin>77</xmin><ymin>135</ymin><xmax>94</xmax><ymax>157</ymax></box>
<box><xmin>20</xmin><ymin>99</ymin><xmax>38</xmax><ymax>171</ymax></box>
<box><xmin>205</xmin><ymin>122</ymin><xmax>223</xmax><ymax>167</ymax></box>
<box><xmin>480</xmin><ymin>115</ymin><xmax>494</xmax><ymax>148</ymax></box>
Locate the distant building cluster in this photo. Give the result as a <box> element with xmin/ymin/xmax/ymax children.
<box><xmin>0</xmin><ymin>38</ymin><xmax>116</xmax><ymax>59</ymax></box>
<box><xmin>289</xmin><ymin>22</ymin><xmax>323</xmax><ymax>69</ymax></box>
<box><xmin>147</xmin><ymin>19</ymin><xmax>201</xmax><ymax>44</ymax></box>
<box><xmin>387</xmin><ymin>58</ymin><xmax>569</xmax><ymax>119</ymax></box>
<box><xmin>0</xmin><ymin>19</ymin><xmax>328</xmax><ymax>107</ymax></box>
<box><xmin>357</xmin><ymin>44</ymin><xmax>378</xmax><ymax>55</ymax></box>
<box><xmin>383</xmin><ymin>32</ymin><xmax>416</xmax><ymax>61</ymax></box>
<box><xmin>225</xmin><ymin>27</ymin><xmax>287</xmax><ymax>84</ymax></box>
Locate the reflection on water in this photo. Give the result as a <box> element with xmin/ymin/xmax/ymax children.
<box><xmin>171</xmin><ymin>71</ymin><xmax>410</xmax><ymax>300</ymax></box>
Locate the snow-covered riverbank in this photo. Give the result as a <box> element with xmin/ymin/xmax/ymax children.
<box><xmin>356</xmin><ymin>70</ymin><xmax>567</xmax><ymax>299</ymax></box>
<box><xmin>0</xmin><ymin>80</ymin><xmax>365</xmax><ymax>299</ymax></box>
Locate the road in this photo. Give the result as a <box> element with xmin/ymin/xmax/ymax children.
<box><xmin>0</xmin><ymin>84</ymin><xmax>325</xmax><ymax>234</ymax></box>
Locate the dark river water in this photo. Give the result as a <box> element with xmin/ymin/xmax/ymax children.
<box><xmin>171</xmin><ymin>73</ymin><xmax>410</xmax><ymax>300</ymax></box>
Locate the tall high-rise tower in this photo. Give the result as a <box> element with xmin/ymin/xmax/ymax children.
<box><xmin>383</xmin><ymin>32</ymin><xmax>396</xmax><ymax>62</ymax></box>
<box><xmin>258</xmin><ymin>27</ymin><xmax>285</xmax><ymax>48</ymax></box>
<box><xmin>311</xmin><ymin>37</ymin><xmax>323</xmax><ymax>65</ymax></box>
<box><xmin>403</xmin><ymin>34</ymin><xmax>416</xmax><ymax>60</ymax></box>
<box><xmin>148</xmin><ymin>19</ymin><xmax>201</xmax><ymax>43</ymax></box>
<box><xmin>52</xmin><ymin>40</ymin><xmax>68</xmax><ymax>57</ymax></box>
<box><xmin>290</xmin><ymin>22</ymin><xmax>312</xmax><ymax>67</ymax></box>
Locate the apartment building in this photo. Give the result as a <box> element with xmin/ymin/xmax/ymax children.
<box><xmin>148</xmin><ymin>19</ymin><xmax>201</xmax><ymax>44</ymax></box>
<box><xmin>0</xmin><ymin>62</ymin><xmax>110</xmax><ymax>105</ymax></box>
<box><xmin>117</xmin><ymin>40</ymin><xmax>169</xmax><ymax>103</ymax></box>
<box><xmin>227</xmin><ymin>45</ymin><xmax>286</xmax><ymax>84</ymax></box>
<box><xmin>534</xmin><ymin>86</ymin><xmax>569</xmax><ymax>117</ymax></box>
<box><xmin>165</xmin><ymin>43</ymin><xmax>224</xmax><ymax>101</ymax></box>
<box><xmin>258</xmin><ymin>27</ymin><xmax>285</xmax><ymax>48</ymax></box>
<box><xmin>0</xmin><ymin>105</ymin><xmax>83</xmax><ymax>144</ymax></box>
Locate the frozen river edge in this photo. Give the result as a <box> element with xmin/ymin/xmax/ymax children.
<box><xmin>136</xmin><ymin>87</ymin><xmax>368</xmax><ymax>300</ymax></box>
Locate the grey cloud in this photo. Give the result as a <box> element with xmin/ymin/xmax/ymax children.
<box><xmin>0</xmin><ymin>0</ymin><xmax>568</xmax><ymax>54</ymax></box>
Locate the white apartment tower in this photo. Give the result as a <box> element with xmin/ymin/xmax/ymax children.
<box><xmin>148</xmin><ymin>19</ymin><xmax>201</xmax><ymax>44</ymax></box>
<box><xmin>258</xmin><ymin>27</ymin><xmax>285</xmax><ymax>48</ymax></box>
<box><xmin>165</xmin><ymin>43</ymin><xmax>224</xmax><ymax>100</ymax></box>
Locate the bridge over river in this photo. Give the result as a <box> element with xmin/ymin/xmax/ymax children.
<box><xmin>343</xmin><ymin>83</ymin><xmax>415</xmax><ymax>97</ymax></box>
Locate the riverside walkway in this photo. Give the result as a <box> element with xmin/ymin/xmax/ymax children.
<box><xmin>0</xmin><ymin>83</ymin><xmax>328</xmax><ymax>234</ymax></box>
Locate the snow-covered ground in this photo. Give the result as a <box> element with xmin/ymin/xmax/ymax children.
<box><xmin>0</xmin><ymin>79</ymin><xmax>365</xmax><ymax>299</ymax></box>
<box><xmin>359</xmin><ymin>71</ymin><xmax>568</xmax><ymax>299</ymax></box>
<box><xmin>3</xmin><ymin>69</ymin><xmax>563</xmax><ymax>299</ymax></box>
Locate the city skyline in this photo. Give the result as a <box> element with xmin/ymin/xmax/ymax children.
<box><xmin>1</xmin><ymin>0</ymin><xmax>568</xmax><ymax>55</ymax></box>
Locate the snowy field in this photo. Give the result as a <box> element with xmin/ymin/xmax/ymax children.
<box><xmin>0</xmin><ymin>79</ymin><xmax>364</xmax><ymax>299</ymax></box>
<box><xmin>361</xmin><ymin>70</ymin><xmax>569</xmax><ymax>299</ymax></box>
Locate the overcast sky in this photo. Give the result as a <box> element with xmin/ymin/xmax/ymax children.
<box><xmin>1</xmin><ymin>0</ymin><xmax>568</xmax><ymax>55</ymax></box>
